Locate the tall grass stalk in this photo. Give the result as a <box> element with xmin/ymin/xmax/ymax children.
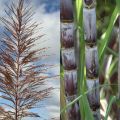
<box><xmin>74</xmin><ymin>0</ymin><xmax>94</xmax><ymax>119</ymax></box>
<box><xmin>83</xmin><ymin>0</ymin><xmax>100</xmax><ymax>119</ymax></box>
<box><xmin>60</xmin><ymin>0</ymin><xmax>80</xmax><ymax>119</ymax></box>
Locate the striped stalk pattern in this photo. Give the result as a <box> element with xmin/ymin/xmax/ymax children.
<box><xmin>60</xmin><ymin>0</ymin><xmax>80</xmax><ymax>119</ymax></box>
<box><xmin>83</xmin><ymin>0</ymin><xmax>100</xmax><ymax>119</ymax></box>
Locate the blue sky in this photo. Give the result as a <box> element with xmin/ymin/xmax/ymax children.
<box><xmin>34</xmin><ymin>0</ymin><xmax>59</xmax><ymax>13</ymax></box>
<box><xmin>0</xmin><ymin>0</ymin><xmax>60</xmax><ymax>120</ymax></box>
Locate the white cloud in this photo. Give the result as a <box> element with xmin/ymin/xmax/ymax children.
<box><xmin>29</xmin><ymin>1</ymin><xmax>60</xmax><ymax>120</ymax></box>
<box><xmin>33</xmin><ymin>4</ymin><xmax>60</xmax><ymax>63</ymax></box>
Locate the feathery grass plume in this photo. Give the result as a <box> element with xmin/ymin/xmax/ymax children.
<box><xmin>60</xmin><ymin>0</ymin><xmax>80</xmax><ymax>119</ymax></box>
<box><xmin>0</xmin><ymin>0</ymin><xmax>52</xmax><ymax>119</ymax></box>
<box><xmin>83</xmin><ymin>0</ymin><xmax>100</xmax><ymax>119</ymax></box>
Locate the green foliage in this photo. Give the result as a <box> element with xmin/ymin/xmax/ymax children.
<box><xmin>104</xmin><ymin>96</ymin><xmax>117</xmax><ymax>120</ymax></box>
<box><xmin>61</xmin><ymin>0</ymin><xmax>120</xmax><ymax>119</ymax></box>
<box><xmin>116</xmin><ymin>0</ymin><xmax>120</xmax><ymax>10</ymax></box>
<box><xmin>98</xmin><ymin>6</ymin><xmax>119</xmax><ymax>66</ymax></box>
<box><xmin>75</xmin><ymin>0</ymin><xmax>94</xmax><ymax>120</ymax></box>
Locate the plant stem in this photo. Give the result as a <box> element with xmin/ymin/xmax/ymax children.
<box><xmin>15</xmin><ymin>23</ymin><xmax>20</xmax><ymax>120</ymax></box>
<box><xmin>83</xmin><ymin>0</ymin><xmax>100</xmax><ymax>119</ymax></box>
<box><xmin>60</xmin><ymin>0</ymin><xmax>80</xmax><ymax>119</ymax></box>
<box><xmin>15</xmin><ymin>1</ymin><xmax>21</xmax><ymax>119</ymax></box>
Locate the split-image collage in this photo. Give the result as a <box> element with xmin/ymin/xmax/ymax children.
<box><xmin>0</xmin><ymin>0</ymin><xmax>120</xmax><ymax>120</ymax></box>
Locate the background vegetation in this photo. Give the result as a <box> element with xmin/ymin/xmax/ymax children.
<box><xmin>61</xmin><ymin>0</ymin><xmax>120</xmax><ymax>120</ymax></box>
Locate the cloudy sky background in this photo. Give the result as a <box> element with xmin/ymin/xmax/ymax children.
<box><xmin>0</xmin><ymin>0</ymin><xmax>60</xmax><ymax>120</ymax></box>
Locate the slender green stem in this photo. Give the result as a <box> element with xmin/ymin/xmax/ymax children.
<box><xmin>104</xmin><ymin>96</ymin><xmax>117</xmax><ymax>120</ymax></box>
<box><xmin>61</xmin><ymin>84</ymin><xmax>118</xmax><ymax>114</ymax></box>
<box><xmin>98</xmin><ymin>6</ymin><xmax>119</xmax><ymax>64</ymax></box>
<box><xmin>106</xmin><ymin>47</ymin><xmax>118</xmax><ymax>57</ymax></box>
<box><xmin>76</xmin><ymin>0</ymin><xmax>85</xmax><ymax>119</ymax></box>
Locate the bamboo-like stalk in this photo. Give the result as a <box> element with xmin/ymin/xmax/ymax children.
<box><xmin>60</xmin><ymin>0</ymin><xmax>80</xmax><ymax>119</ymax></box>
<box><xmin>83</xmin><ymin>0</ymin><xmax>100</xmax><ymax>119</ymax></box>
